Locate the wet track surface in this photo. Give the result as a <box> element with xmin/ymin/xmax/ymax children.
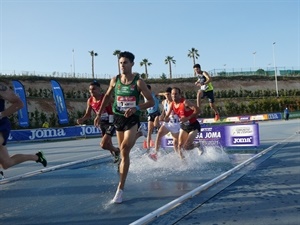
<box><xmin>0</xmin><ymin>120</ymin><xmax>299</xmax><ymax>225</ymax></box>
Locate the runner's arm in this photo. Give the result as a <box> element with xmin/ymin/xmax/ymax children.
<box><xmin>136</xmin><ymin>79</ymin><xmax>154</xmax><ymax>110</ymax></box>
<box><xmin>94</xmin><ymin>77</ymin><xmax>116</xmax><ymax>126</ymax></box>
<box><xmin>77</xmin><ymin>100</ymin><xmax>92</xmax><ymax>124</ymax></box>
<box><xmin>0</xmin><ymin>82</ymin><xmax>23</xmax><ymax>117</ymax></box>
<box><xmin>185</xmin><ymin>100</ymin><xmax>200</xmax><ymax>119</ymax></box>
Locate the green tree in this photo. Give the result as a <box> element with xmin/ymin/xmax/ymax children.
<box><xmin>160</xmin><ymin>73</ymin><xmax>167</xmax><ymax>80</ymax></box>
<box><xmin>89</xmin><ymin>50</ymin><xmax>98</xmax><ymax>79</ymax></box>
<box><xmin>83</xmin><ymin>92</ymin><xmax>88</xmax><ymax>99</ymax></box>
<box><xmin>140</xmin><ymin>73</ymin><xmax>146</xmax><ymax>79</ymax></box>
<box><xmin>140</xmin><ymin>58</ymin><xmax>152</xmax><ymax>79</ymax></box>
<box><xmin>256</xmin><ymin>68</ymin><xmax>266</xmax><ymax>75</ymax></box>
<box><xmin>76</xmin><ymin>90</ymin><xmax>81</xmax><ymax>99</ymax></box>
<box><xmin>33</xmin><ymin>88</ymin><xmax>38</xmax><ymax>97</ymax></box>
<box><xmin>187</xmin><ymin>47</ymin><xmax>199</xmax><ymax>76</ymax></box>
<box><xmin>164</xmin><ymin>56</ymin><xmax>176</xmax><ymax>79</ymax></box>
<box><xmin>42</xmin><ymin>89</ymin><xmax>50</xmax><ymax>98</ymax></box>
<box><xmin>49</xmin><ymin>113</ymin><xmax>58</xmax><ymax>127</ymax></box>
<box><xmin>224</xmin><ymin>101</ymin><xmax>238</xmax><ymax>115</ymax></box>
<box><xmin>31</xmin><ymin>108</ymin><xmax>40</xmax><ymax>128</ymax></box>
<box><xmin>65</xmin><ymin>90</ymin><xmax>72</xmax><ymax>99</ymax></box>
<box><xmin>68</xmin><ymin>111</ymin><xmax>76</xmax><ymax>126</ymax></box>
<box><xmin>40</xmin><ymin>112</ymin><xmax>47</xmax><ymax>123</ymax></box>
<box><xmin>239</xmin><ymin>102</ymin><xmax>247</xmax><ymax>115</ymax></box>
<box><xmin>27</xmin><ymin>87</ymin><xmax>33</xmax><ymax>97</ymax></box>
<box><xmin>113</xmin><ymin>50</ymin><xmax>121</xmax><ymax>74</ymax></box>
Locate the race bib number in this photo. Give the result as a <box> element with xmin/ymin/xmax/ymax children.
<box><xmin>170</xmin><ymin>114</ymin><xmax>179</xmax><ymax>123</ymax></box>
<box><xmin>116</xmin><ymin>96</ymin><xmax>136</xmax><ymax>112</ymax></box>
<box><xmin>101</xmin><ymin>112</ymin><xmax>109</xmax><ymax>120</ymax></box>
<box><xmin>200</xmin><ymin>85</ymin><xmax>208</xmax><ymax>91</ymax></box>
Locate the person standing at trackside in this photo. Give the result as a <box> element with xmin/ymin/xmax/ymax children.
<box><xmin>94</xmin><ymin>51</ymin><xmax>154</xmax><ymax>204</ymax></box>
<box><xmin>284</xmin><ymin>105</ymin><xmax>290</xmax><ymax>121</ymax></box>
<box><xmin>193</xmin><ymin>64</ymin><xmax>220</xmax><ymax>121</ymax></box>
<box><xmin>165</xmin><ymin>87</ymin><xmax>203</xmax><ymax>158</ymax></box>
<box><xmin>0</xmin><ymin>81</ymin><xmax>47</xmax><ymax>179</ymax></box>
<box><xmin>143</xmin><ymin>84</ymin><xmax>161</xmax><ymax>151</ymax></box>
<box><xmin>149</xmin><ymin>87</ymin><xmax>180</xmax><ymax>161</ymax></box>
<box><xmin>77</xmin><ymin>81</ymin><xmax>120</xmax><ymax>163</ymax></box>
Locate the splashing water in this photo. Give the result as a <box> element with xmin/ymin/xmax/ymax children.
<box><xmin>201</xmin><ymin>145</ymin><xmax>230</xmax><ymax>162</ymax></box>
<box><xmin>129</xmin><ymin>142</ymin><xmax>233</xmax><ymax>183</ymax></box>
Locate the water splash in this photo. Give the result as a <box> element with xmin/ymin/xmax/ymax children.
<box><xmin>129</xmin><ymin>142</ymin><xmax>233</xmax><ymax>183</ymax></box>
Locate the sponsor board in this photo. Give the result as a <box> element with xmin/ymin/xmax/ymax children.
<box><xmin>161</xmin><ymin>123</ymin><xmax>259</xmax><ymax>148</ymax></box>
<box><xmin>250</xmin><ymin>114</ymin><xmax>268</xmax><ymax>121</ymax></box>
<box><xmin>8</xmin><ymin>125</ymin><xmax>101</xmax><ymax>142</ymax></box>
<box><xmin>268</xmin><ymin>113</ymin><xmax>282</xmax><ymax>120</ymax></box>
<box><xmin>225</xmin><ymin>117</ymin><xmax>240</xmax><ymax>122</ymax></box>
<box><xmin>202</xmin><ymin>112</ymin><xmax>283</xmax><ymax>124</ymax></box>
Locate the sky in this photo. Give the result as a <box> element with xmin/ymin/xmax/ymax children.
<box><xmin>0</xmin><ymin>0</ymin><xmax>299</xmax><ymax>79</ymax></box>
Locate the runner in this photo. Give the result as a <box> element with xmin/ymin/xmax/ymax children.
<box><xmin>143</xmin><ymin>84</ymin><xmax>161</xmax><ymax>151</ymax></box>
<box><xmin>194</xmin><ymin>64</ymin><xmax>220</xmax><ymax>121</ymax></box>
<box><xmin>94</xmin><ymin>51</ymin><xmax>154</xmax><ymax>204</ymax></box>
<box><xmin>0</xmin><ymin>81</ymin><xmax>47</xmax><ymax>179</ymax></box>
<box><xmin>149</xmin><ymin>87</ymin><xmax>180</xmax><ymax>160</ymax></box>
<box><xmin>165</xmin><ymin>87</ymin><xmax>203</xmax><ymax>158</ymax></box>
<box><xmin>77</xmin><ymin>81</ymin><xmax>120</xmax><ymax>163</ymax></box>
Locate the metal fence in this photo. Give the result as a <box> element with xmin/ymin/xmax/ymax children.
<box><xmin>1</xmin><ymin>66</ymin><xmax>299</xmax><ymax>79</ymax></box>
<box><xmin>207</xmin><ymin>67</ymin><xmax>300</xmax><ymax>77</ymax></box>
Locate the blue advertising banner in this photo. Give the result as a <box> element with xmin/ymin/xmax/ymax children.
<box><xmin>267</xmin><ymin>113</ymin><xmax>282</xmax><ymax>120</ymax></box>
<box><xmin>8</xmin><ymin>125</ymin><xmax>101</xmax><ymax>142</ymax></box>
<box><xmin>161</xmin><ymin>123</ymin><xmax>260</xmax><ymax>148</ymax></box>
<box><xmin>221</xmin><ymin>123</ymin><xmax>260</xmax><ymax>147</ymax></box>
<box><xmin>7</xmin><ymin>123</ymin><xmax>259</xmax><ymax>148</ymax></box>
<box><xmin>12</xmin><ymin>80</ymin><xmax>29</xmax><ymax>127</ymax></box>
<box><xmin>51</xmin><ymin>80</ymin><xmax>69</xmax><ymax>124</ymax></box>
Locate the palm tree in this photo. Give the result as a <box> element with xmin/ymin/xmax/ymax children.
<box><xmin>187</xmin><ymin>47</ymin><xmax>200</xmax><ymax>76</ymax></box>
<box><xmin>113</xmin><ymin>50</ymin><xmax>121</xmax><ymax>74</ymax></box>
<box><xmin>164</xmin><ymin>56</ymin><xmax>176</xmax><ymax>79</ymax></box>
<box><xmin>89</xmin><ymin>50</ymin><xmax>98</xmax><ymax>79</ymax></box>
<box><xmin>140</xmin><ymin>59</ymin><xmax>152</xmax><ymax>79</ymax></box>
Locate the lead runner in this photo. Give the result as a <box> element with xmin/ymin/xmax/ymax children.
<box><xmin>94</xmin><ymin>51</ymin><xmax>154</xmax><ymax>203</ymax></box>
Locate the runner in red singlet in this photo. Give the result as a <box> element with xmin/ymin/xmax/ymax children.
<box><xmin>165</xmin><ymin>87</ymin><xmax>203</xmax><ymax>158</ymax></box>
<box><xmin>77</xmin><ymin>81</ymin><xmax>120</xmax><ymax>163</ymax></box>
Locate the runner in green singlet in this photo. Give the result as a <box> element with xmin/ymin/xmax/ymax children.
<box><xmin>94</xmin><ymin>51</ymin><xmax>154</xmax><ymax>204</ymax></box>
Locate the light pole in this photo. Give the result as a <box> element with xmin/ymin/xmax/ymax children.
<box><xmin>272</xmin><ymin>42</ymin><xmax>279</xmax><ymax>97</ymax></box>
<box><xmin>89</xmin><ymin>50</ymin><xmax>98</xmax><ymax>79</ymax></box>
<box><xmin>72</xmin><ymin>49</ymin><xmax>75</xmax><ymax>77</ymax></box>
<box><xmin>252</xmin><ymin>51</ymin><xmax>256</xmax><ymax>70</ymax></box>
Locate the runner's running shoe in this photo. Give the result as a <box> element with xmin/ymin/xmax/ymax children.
<box><xmin>214</xmin><ymin>113</ymin><xmax>220</xmax><ymax>121</ymax></box>
<box><xmin>112</xmin><ymin>189</ymin><xmax>123</xmax><ymax>204</ymax></box>
<box><xmin>36</xmin><ymin>151</ymin><xmax>47</xmax><ymax>167</ymax></box>
<box><xmin>148</xmin><ymin>153</ymin><xmax>158</xmax><ymax>161</ymax></box>
<box><xmin>113</xmin><ymin>149</ymin><xmax>120</xmax><ymax>164</ymax></box>
<box><xmin>197</xmin><ymin>147</ymin><xmax>204</xmax><ymax>155</ymax></box>
<box><xmin>193</xmin><ymin>142</ymin><xmax>204</xmax><ymax>155</ymax></box>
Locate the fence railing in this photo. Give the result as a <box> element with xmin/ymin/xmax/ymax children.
<box><xmin>1</xmin><ymin>66</ymin><xmax>299</xmax><ymax>79</ymax></box>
